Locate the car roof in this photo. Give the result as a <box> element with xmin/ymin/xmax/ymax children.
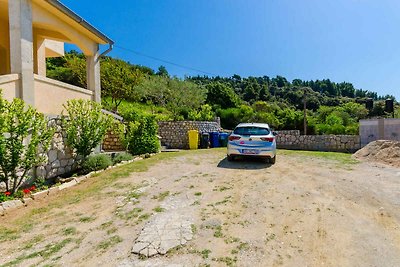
<box><xmin>235</xmin><ymin>123</ymin><xmax>270</xmax><ymax>128</ymax></box>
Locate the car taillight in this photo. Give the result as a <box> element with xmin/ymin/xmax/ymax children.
<box><xmin>261</xmin><ymin>137</ymin><xmax>274</xmax><ymax>142</ymax></box>
<box><xmin>229</xmin><ymin>136</ymin><xmax>241</xmax><ymax>141</ymax></box>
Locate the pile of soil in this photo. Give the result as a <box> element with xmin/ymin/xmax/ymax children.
<box><xmin>353</xmin><ymin>140</ymin><xmax>400</xmax><ymax>168</ymax></box>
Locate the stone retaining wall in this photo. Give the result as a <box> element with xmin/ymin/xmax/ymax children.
<box><xmin>103</xmin><ymin>130</ymin><xmax>124</xmax><ymax>151</ymax></box>
<box><xmin>158</xmin><ymin>121</ymin><xmax>221</xmax><ymax>149</ymax></box>
<box><xmin>275</xmin><ymin>131</ymin><xmax>360</xmax><ymax>153</ymax></box>
<box><xmin>35</xmin><ymin>118</ymin><xmax>76</xmax><ymax>179</ymax></box>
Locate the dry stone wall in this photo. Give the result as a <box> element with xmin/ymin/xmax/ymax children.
<box><xmin>35</xmin><ymin>118</ymin><xmax>76</xmax><ymax>180</ymax></box>
<box><xmin>158</xmin><ymin>121</ymin><xmax>221</xmax><ymax>149</ymax></box>
<box><xmin>275</xmin><ymin>131</ymin><xmax>361</xmax><ymax>153</ymax></box>
<box><xmin>103</xmin><ymin>130</ymin><xmax>124</xmax><ymax>151</ymax></box>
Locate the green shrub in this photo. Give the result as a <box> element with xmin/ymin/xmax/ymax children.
<box><xmin>125</xmin><ymin>115</ymin><xmax>160</xmax><ymax>155</ymax></box>
<box><xmin>81</xmin><ymin>154</ymin><xmax>112</xmax><ymax>174</ymax></box>
<box><xmin>62</xmin><ymin>99</ymin><xmax>113</xmax><ymax>160</ymax></box>
<box><xmin>112</xmin><ymin>152</ymin><xmax>133</xmax><ymax>164</ymax></box>
<box><xmin>0</xmin><ymin>90</ymin><xmax>54</xmax><ymax>195</ymax></box>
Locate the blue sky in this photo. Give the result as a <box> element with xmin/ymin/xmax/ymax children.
<box><xmin>62</xmin><ymin>0</ymin><xmax>400</xmax><ymax>100</ymax></box>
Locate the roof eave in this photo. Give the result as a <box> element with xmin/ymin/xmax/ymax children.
<box><xmin>45</xmin><ymin>0</ymin><xmax>114</xmax><ymax>45</ymax></box>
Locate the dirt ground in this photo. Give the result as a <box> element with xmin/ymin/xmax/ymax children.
<box><xmin>1</xmin><ymin>148</ymin><xmax>400</xmax><ymax>267</ymax></box>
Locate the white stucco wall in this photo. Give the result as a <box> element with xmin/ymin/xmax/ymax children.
<box><xmin>34</xmin><ymin>75</ymin><xmax>92</xmax><ymax>115</ymax></box>
<box><xmin>0</xmin><ymin>74</ymin><xmax>20</xmax><ymax>100</ymax></box>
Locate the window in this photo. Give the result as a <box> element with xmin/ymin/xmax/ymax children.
<box><xmin>233</xmin><ymin>127</ymin><xmax>270</xmax><ymax>136</ymax></box>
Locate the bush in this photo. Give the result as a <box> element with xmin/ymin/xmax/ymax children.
<box><xmin>112</xmin><ymin>152</ymin><xmax>133</xmax><ymax>164</ymax></box>
<box><xmin>81</xmin><ymin>154</ymin><xmax>112</xmax><ymax>174</ymax></box>
<box><xmin>0</xmin><ymin>90</ymin><xmax>54</xmax><ymax>195</ymax></box>
<box><xmin>62</xmin><ymin>99</ymin><xmax>113</xmax><ymax>160</ymax></box>
<box><xmin>125</xmin><ymin>115</ymin><xmax>160</xmax><ymax>155</ymax></box>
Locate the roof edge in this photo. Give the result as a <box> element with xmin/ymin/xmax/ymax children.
<box><xmin>45</xmin><ymin>0</ymin><xmax>114</xmax><ymax>45</ymax></box>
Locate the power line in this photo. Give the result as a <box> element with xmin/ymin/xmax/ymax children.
<box><xmin>114</xmin><ymin>45</ymin><xmax>217</xmax><ymax>76</ymax></box>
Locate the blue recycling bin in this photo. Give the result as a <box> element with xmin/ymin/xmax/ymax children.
<box><xmin>219</xmin><ymin>132</ymin><xmax>229</xmax><ymax>147</ymax></box>
<box><xmin>210</xmin><ymin>132</ymin><xmax>220</xmax><ymax>148</ymax></box>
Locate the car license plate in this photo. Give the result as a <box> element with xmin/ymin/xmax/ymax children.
<box><xmin>243</xmin><ymin>149</ymin><xmax>258</xmax><ymax>155</ymax></box>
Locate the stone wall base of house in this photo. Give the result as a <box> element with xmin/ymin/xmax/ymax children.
<box><xmin>103</xmin><ymin>130</ymin><xmax>124</xmax><ymax>151</ymax></box>
<box><xmin>35</xmin><ymin>118</ymin><xmax>76</xmax><ymax>180</ymax></box>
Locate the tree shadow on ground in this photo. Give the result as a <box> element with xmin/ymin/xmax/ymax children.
<box><xmin>217</xmin><ymin>157</ymin><xmax>272</xmax><ymax>170</ymax></box>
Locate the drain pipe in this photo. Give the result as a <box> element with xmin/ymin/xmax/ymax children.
<box><xmin>98</xmin><ymin>43</ymin><xmax>114</xmax><ymax>62</ymax></box>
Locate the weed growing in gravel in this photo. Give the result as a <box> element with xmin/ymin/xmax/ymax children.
<box><xmin>166</xmin><ymin>245</ymin><xmax>184</xmax><ymax>255</ymax></box>
<box><xmin>127</xmin><ymin>190</ymin><xmax>143</xmax><ymax>199</ymax></box>
<box><xmin>138</xmin><ymin>213</ymin><xmax>151</xmax><ymax>222</ymax></box>
<box><xmin>62</xmin><ymin>227</ymin><xmax>77</xmax><ymax>236</ymax></box>
<box><xmin>153</xmin><ymin>206</ymin><xmax>165</xmax><ymax>212</ymax></box>
<box><xmin>4</xmin><ymin>238</ymin><xmax>75</xmax><ymax>266</ymax></box>
<box><xmin>201</xmin><ymin>249</ymin><xmax>211</xmax><ymax>259</ymax></box>
<box><xmin>212</xmin><ymin>256</ymin><xmax>237</xmax><ymax>266</ymax></box>
<box><xmin>98</xmin><ymin>221</ymin><xmax>113</xmax><ymax>230</ymax></box>
<box><xmin>224</xmin><ymin>237</ymin><xmax>240</xmax><ymax>244</ymax></box>
<box><xmin>21</xmin><ymin>234</ymin><xmax>45</xmax><ymax>250</ymax></box>
<box><xmin>152</xmin><ymin>191</ymin><xmax>170</xmax><ymax>201</ymax></box>
<box><xmin>237</xmin><ymin>242</ymin><xmax>249</xmax><ymax>251</ymax></box>
<box><xmin>0</xmin><ymin>226</ymin><xmax>20</xmax><ymax>242</ymax></box>
<box><xmin>191</xmin><ymin>200</ymin><xmax>201</xmax><ymax>206</ymax></box>
<box><xmin>79</xmin><ymin>216</ymin><xmax>96</xmax><ymax>223</ymax></box>
<box><xmin>97</xmin><ymin>235</ymin><xmax>123</xmax><ymax>251</ymax></box>
<box><xmin>126</xmin><ymin>208</ymin><xmax>144</xmax><ymax>219</ymax></box>
<box><xmin>194</xmin><ymin>192</ymin><xmax>202</xmax><ymax>196</ymax></box>
<box><xmin>213</xmin><ymin>226</ymin><xmax>223</xmax><ymax>238</ymax></box>
<box><xmin>213</xmin><ymin>185</ymin><xmax>232</xmax><ymax>192</ymax></box>
<box><xmin>191</xmin><ymin>224</ymin><xmax>198</xmax><ymax>234</ymax></box>
<box><xmin>106</xmin><ymin>227</ymin><xmax>118</xmax><ymax>235</ymax></box>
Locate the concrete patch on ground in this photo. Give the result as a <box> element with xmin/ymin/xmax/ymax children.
<box><xmin>131</xmin><ymin>194</ymin><xmax>195</xmax><ymax>257</ymax></box>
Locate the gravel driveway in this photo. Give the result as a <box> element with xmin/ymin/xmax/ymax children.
<box><xmin>0</xmin><ymin>149</ymin><xmax>399</xmax><ymax>267</ymax></box>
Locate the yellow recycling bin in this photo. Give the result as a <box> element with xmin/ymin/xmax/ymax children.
<box><xmin>188</xmin><ymin>130</ymin><xmax>199</xmax><ymax>150</ymax></box>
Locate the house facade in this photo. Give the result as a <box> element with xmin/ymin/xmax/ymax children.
<box><xmin>0</xmin><ymin>0</ymin><xmax>113</xmax><ymax>115</ymax></box>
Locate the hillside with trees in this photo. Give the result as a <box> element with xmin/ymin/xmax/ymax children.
<box><xmin>47</xmin><ymin>51</ymin><xmax>399</xmax><ymax>134</ymax></box>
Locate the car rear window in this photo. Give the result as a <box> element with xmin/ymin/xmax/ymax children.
<box><xmin>233</xmin><ymin>127</ymin><xmax>270</xmax><ymax>136</ymax></box>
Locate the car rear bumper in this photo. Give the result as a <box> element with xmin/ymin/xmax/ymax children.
<box><xmin>227</xmin><ymin>144</ymin><xmax>276</xmax><ymax>158</ymax></box>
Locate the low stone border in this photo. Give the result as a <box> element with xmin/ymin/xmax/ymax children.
<box><xmin>0</xmin><ymin>154</ymin><xmax>156</xmax><ymax>216</ymax></box>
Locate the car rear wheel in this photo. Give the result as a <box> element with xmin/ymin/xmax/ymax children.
<box><xmin>269</xmin><ymin>155</ymin><xmax>276</xmax><ymax>164</ymax></box>
<box><xmin>227</xmin><ymin>155</ymin><xmax>235</xmax><ymax>162</ymax></box>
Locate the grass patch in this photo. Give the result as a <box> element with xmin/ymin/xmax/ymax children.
<box><xmin>194</xmin><ymin>192</ymin><xmax>202</xmax><ymax>196</ymax></box>
<box><xmin>0</xmin><ymin>226</ymin><xmax>20</xmax><ymax>243</ymax></box>
<box><xmin>4</xmin><ymin>238</ymin><xmax>74</xmax><ymax>266</ymax></box>
<box><xmin>213</xmin><ymin>226</ymin><xmax>223</xmax><ymax>238</ymax></box>
<box><xmin>106</xmin><ymin>227</ymin><xmax>118</xmax><ymax>235</ymax></box>
<box><xmin>212</xmin><ymin>256</ymin><xmax>237</xmax><ymax>266</ymax></box>
<box><xmin>124</xmin><ymin>208</ymin><xmax>143</xmax><ymax>220</ymax></box>
<box><xmin>79</xmin><ymin>216</ymin><xmax>96</xmax><ymax>223</ymax></box>
<box><xmin>98</xmin><ymin>221</ymin><xmax>113</xmax><ymax>230</ymax></box>
<box><xmin>191</xmin><ymin>224</ymin><xmax>198</xmax><ymax>234</ymax></box>
<box><xmin>279</xmin><ymin>149</ymin><xmax>358</xmax><ymax>165</ymax></box>
<box><xmin>138</xmin><ymin>213</ymin><xmax>151</xmax><ymax>222</ymax></box>
<box><xmin>213</xmin><ymin>185</ymin><xmax>232</xmax><ymax>192</ymax></box>
<box><xmin>62</xmin><ymin>227</ymin><xmax>77</xmax><ymax>236</ymax></box>
<box><xmin>153</xmin><ymin>206</ymin><xmax>165</xmax><ymax>213</ymax></box>
<box><xmin>97</xmin><ymin>235</ymin><xmax>123</xmax><ymax>251</ymax></box>
<box><xmin>201</xmin><ymin>249</ymin><xmax>211</xmax><ymax>259</ymax></box>
<box><xmin>22</xmin><ymin>234</ymin><xmax>45</xmax><ymax>250</ymax></box>
<box><xmin>152</xmin><ymin>191</ymin><xmax>170</xmax><ymax>201</ymax></box>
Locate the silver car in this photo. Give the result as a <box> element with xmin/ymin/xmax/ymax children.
<box><xmin>227</xmin><ymin>123</ymin><xmax>277</xmax><ymax>164</ymax></box>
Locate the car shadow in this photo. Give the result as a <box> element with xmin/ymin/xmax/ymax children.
<box><xmin>217</xmin><ymin>157</ymin><xmax>272</xmax><ymax>170</ymax></box>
